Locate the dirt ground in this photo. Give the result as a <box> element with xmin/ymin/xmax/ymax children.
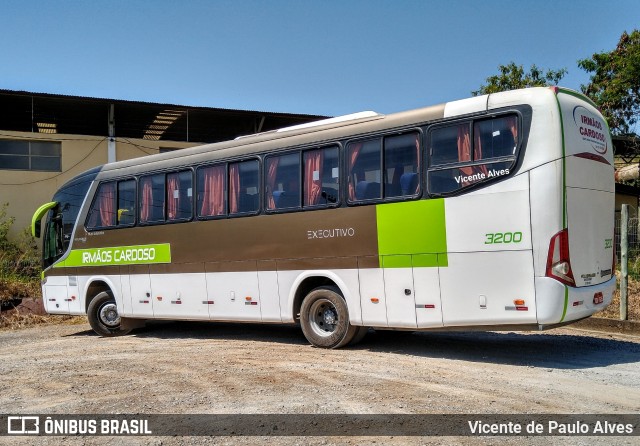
<box><xmin>1</xmin><ymin>320</ymin><xmax>640</xmax><ymax>445</ymax></box>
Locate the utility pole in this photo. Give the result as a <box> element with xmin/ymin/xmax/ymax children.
<box><xmin>108</xmin><ymin>104</ymin><xmax>116</xmax><ymax>163</ymax></box>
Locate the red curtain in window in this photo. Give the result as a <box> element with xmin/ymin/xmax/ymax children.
<box><xmin>140</xmin><ymin>177</ymin><xmax>153</xmax><ymax>222</ymax></box>
<box><xmin>200</xmin><ymin>165</ymin><xmax>225</xmax><ymax>216</ymax></box>
<box><xmin>459</xmin><ymin>124</ymin><xmax>488</xmax><ymax>177</ymax></box>
<box><xmin>229</xmin><ymin>163</ymin><xmax>240</xmax><ymax>214</ymax></box>
<box><xmin>99</xmin><ymin>183</ymin><xmax>115</xmax><ymax>227</ymax></box>
<box><xmin>457</xmin><ymin>125</ymin><xmax>473</xmax><ymax>175</ymax></box>
<box><xmin>167</xmin><ymin>175</ymin><xmax>179</xmax><ymax>220</ymax></box>
<box><xmin>266</xmin><ymin>157</ymin><xmax>280</xmax><ymax>209</ymax></box>
<box><xmin>304</xmin><ymin>149</ymin><xmax>323</xmax><ymax>206</ymax></box>
<box><xmin>347</xmin><ymin>143</ymin><xmax>363</xmax><ymax>201</ymax></box>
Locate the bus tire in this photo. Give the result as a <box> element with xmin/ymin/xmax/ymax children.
<box><xmin>87</xmin><ymin>291</ymin><xmax>130</xmax><ymax>337</ymax></box>
<box><xmin>300</xmin><ymin>286</ymin><xmax>357</xmax><ymax>349</ymax></box>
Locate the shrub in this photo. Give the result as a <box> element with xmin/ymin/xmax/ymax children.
<box><xmin>0</xmin><ymin>203</ymin><xmax>41</xmax><ymax>302</ymax></box>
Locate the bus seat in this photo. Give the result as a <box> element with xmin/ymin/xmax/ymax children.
<box><xmin>365</xmin><ymin>182</ymin><xmax>380</xmax><ymax>199</ymax></box>
<box><xmin>355</xmin><ymin>181</ymin><xmax>380</xmax><ymax>200</ymax></box>
<box><xmin>355</xmin><ymin>181</ymin><xmax>370</xmax><ymax>200</ymax></box>
<box><xmin>239</xmin><ymin>193</ymin><xmax>258</xmax><ymax>213</ymax></box>
<box><xmin>400</xmin><ymin>173</ymin><xmax>419</xmax><ymax>195</ymax></box>
<box><xmin>385</xmin><ymin>182</ymin><xmax>401</xmax><ymax>197</ymax></box>
<box><xmin>273</xmin><ymin>190</ymin><xmax>284</xmax><ymax>208</ymax></box>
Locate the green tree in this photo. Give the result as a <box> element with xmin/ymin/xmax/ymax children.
<box><xmin>472</xmin><ymin>62</ymin><xmax>567</xmax><ymax>96</ymax></box>
<box><xmin>578</xmin><ymin>29</ymin><xmax>640</xmax><ymax>135</ymax></box>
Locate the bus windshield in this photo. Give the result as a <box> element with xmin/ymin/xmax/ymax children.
<box><xmin>43</xmin><ymin>174</ymin><xmax>96</xmax><ymax>268</ymax></box>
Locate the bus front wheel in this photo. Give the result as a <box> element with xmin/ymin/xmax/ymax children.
<box><xmin>300</xmin><ymin>286</ymin><xmax>358</xmax><ymax>348</ymax></box>
<box><xmin>87</xmin><ymin>291</ymin><xmax>130</xmax><ymax>337</ymax></box>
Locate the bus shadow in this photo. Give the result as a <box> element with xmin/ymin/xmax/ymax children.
<box><xmin>133</xmin><ymin>320</ymin><xmax>309</xmax><ymax>346</ymax></box>
<box><xmin>66</xmin><ymin>322</ymin><xmax>640</xmax><ymax>369</ymax></box>
<box><xmin>62</xmin><ymin>321</ymin><xmax>306</xmax><ymax>343</ymax></box>
<box><xmin>360</xmin><ymin>329</ymin><xmax>640</xmax><ymax>370</ymax></box>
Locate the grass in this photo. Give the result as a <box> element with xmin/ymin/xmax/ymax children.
<box><xmin>0</xmin><ymin>277</ymin><xmax>40</xmax><ymax>301</ymax></box>
<box><xmin>0</xmin><ymin>311</ymin><xmax>85</xmax><ymax>331</ymax></box>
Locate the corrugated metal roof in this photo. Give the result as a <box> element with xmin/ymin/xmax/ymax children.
<box><xmin>0</xmin><ymin>89</ymin><xmax>329</xmax><ymax>143</ymax></box>
<box><xmin>0</xmin><ymin>88</ymin><xmax>326</xmax><ymax>118</ymax></box>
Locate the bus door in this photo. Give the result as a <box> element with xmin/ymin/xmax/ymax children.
<box><xmin>149</xmin><ymin>264</ymin><xmax>209</xmax><ymax>320</ymax></box>
<box><xmin>127</xmin><ymin>265</ymin><xmax>154</xmax><ymax>317</ymax></box>
<box><xmin>205</xmin><ymin>261</ymin><xmax>262</xmax><ymax>321</ymax></box>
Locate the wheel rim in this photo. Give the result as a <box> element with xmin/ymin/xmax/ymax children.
<box><xmin>308</xmin><ymin>298</ymin><xmax>339</xmax><ymax>338</ymax></box>
<box><xmin>98</xmin><ymin>302</ymin><xmax>120</xmax><ymax>328</ymax></box>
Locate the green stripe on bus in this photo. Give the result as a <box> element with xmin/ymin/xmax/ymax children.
<box><xmin>560</xmin><ymin>285</ymin><xmax>569</xmax><ymax>323</ymax></box>
<box><xmin>55</xmin><ymin>243</ymin><xmax>171</xmax><ymax>268</ymax></box>
<box><xmin>376</xmin><ymin>199</ymin><xmax>447</xmax><ymax>268</ymax></box>
<box><xmin>556</xmin><ymin>87</ymin><xmax>599</xmax><ymax>109</ymax></box>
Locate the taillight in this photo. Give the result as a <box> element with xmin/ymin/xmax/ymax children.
<box><xmin>546</xmin><ymin>229</ymin><xmax>576</xmax><ymax>286</ymax></box>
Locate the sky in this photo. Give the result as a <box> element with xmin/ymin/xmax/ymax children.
<box><xmin>1</xmin><ymin>0</ymin><xmax>639</xmax><ymax>117</ymax></box>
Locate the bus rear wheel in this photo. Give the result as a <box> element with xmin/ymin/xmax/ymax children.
<box><xmin>87</xmin><ymin>291</ymin><xmax>130</xmax><ymax>337</ymax></box>
<box><xmin>300</xmin><ymin>286</ymin><xmax>358</xmax><ymax>348</ymax></box>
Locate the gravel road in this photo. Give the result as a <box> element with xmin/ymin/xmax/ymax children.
<box><xmin>1</xmin><ymin>321</ymin><xmax>639</xmax><ymax>445</ymax></box>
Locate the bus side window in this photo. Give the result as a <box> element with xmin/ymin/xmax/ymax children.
<box><xmin>117</xmin><ymin>179</ymin><xmax>136</xmax><ymax>226</ymax></box>
<box><xmin>428</xmin><ymin>123</ymin><xmax>479</xmax><ymax>194</ymax></box>
<box><xmin>140</xmin><ymin>174</ymin><xmax>165</xmax><ymax>223</ymax></box>
<box><xmin>167</xmin><ymin>170</ymin><xmax>192</xmax><ymax>221</ymax></box>
<box><xmin>383</xmin><ymin>132</ymin><xmax>420</xmax><ymax>198</ymax></box>
<box><xmin>230</xmin><ymin>159</ymin><xmax>259</xmax><ymax>215</ymax></box>
<box><xmin>197</xmin><ymin>164</ymin><xmax>227</xmax><ymax>218</ymax></box>
<box><xmin>428</xmin><ymin>115</ymin><xmax>518</xmax><ymax>195</ymax></box>
<box><xmin>430</xmin><ymin>124</ymin><xmax>462</xmax><ymax>166</ymax></box>
<box><xmin>266</xmin><ymin>152</ymin><xmax>301</xmax><ymax>211</ymax></box>
<box><xmin>474</xmin><ymin>115</ymin><xmax>518</xmax><ymax>159</ymax></box>
<box><xmin>303</xmin><ymin>146</ymin><xmax>339</xmax><ymax>207</ymax></box>
<box><xmin>347</xmin><ymin>139</ymin><xmax>381</xmax><ymax>202</ymax></box>
<box><xmin>87</xmin><ymin>182</ymin><xmax>117</xmax><ymax>229</ymax></box>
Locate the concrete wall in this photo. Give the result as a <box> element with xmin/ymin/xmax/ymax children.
<box><xmin>0</xmin><ymin>131</ymin><xmax>198</xmax><ymax>240</ymax></box>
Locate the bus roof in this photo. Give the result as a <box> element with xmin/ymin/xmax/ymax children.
<box><xmin>93</xmin><ymin>87</ymin><xmax>577</xmax><ymax>179</ymax></box>
<box><xmin>97</xmin><ymin>102</ymin><xmax>445</xmax><ymax>177</ymax></box>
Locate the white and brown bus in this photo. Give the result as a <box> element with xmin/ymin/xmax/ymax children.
<box><xmin>32</xmin><ymin>87</ymin><xmax>615</xmax><ymax>348</ymax></box>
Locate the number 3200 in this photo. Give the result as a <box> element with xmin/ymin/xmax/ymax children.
<box><xmin>485</xmin><ymin>231</ymin><xmax>523</xmax><ymax>244</ymax></box>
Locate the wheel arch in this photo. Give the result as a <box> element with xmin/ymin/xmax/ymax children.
<box><xmin>83</xmin><ymin>277</ymin><xmax>119</xmax><ymax>314</ymax></box>
<box><xmin>288</xmin><ymin>270</ymin><xmax>362</xmax><ymax>325</ymax></box>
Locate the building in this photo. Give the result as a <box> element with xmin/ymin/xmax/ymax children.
<box><xmin>0</xmin><ymin>89</ymin><xmax>326</xmax><ymax>239</ymax></box>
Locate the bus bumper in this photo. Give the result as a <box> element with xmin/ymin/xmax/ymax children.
<box><xmin>535</xmin><ymin>276</ymin><xmax>616</xmax><ymax>325</ymax></box>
